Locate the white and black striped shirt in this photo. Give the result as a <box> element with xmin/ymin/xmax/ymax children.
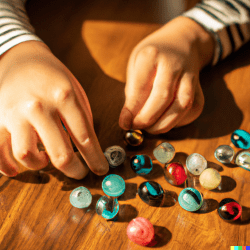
<box><xmin>1</xmin><ymin>0</ymin><xmax>250</xmax><ymax>65</ymax></box>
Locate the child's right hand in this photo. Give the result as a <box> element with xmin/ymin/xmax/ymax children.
<box><xmin>0</xmin><ymin>41</ymin><xmax>109</xmax><ymax>179</ymax></box>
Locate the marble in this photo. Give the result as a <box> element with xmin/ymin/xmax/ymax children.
<box><xmin>235</xmin><ymin>151</ymin><xmax>250</xmax><ymax>171</ymax></box>
<box><xmin>231</xmin><ymin>129</ymin><xmax>250</xmax><ymax>149</ymax></box>
<box><xmin>186</xmin><ymin>153</ymin><xmax>207</xmax><ymax>175</ymax></box>
<box><xmin>178</xmin><ymin>187</ymin><xmax>203</xmax><ymax>212</ymax></box>
<box><xmin>153</xmin><ymin>142</ymin><xmax>175</xmax><ymax>164</ymax></box>
<box><xmin>124</xmin><ymin>130</ymin><xmax>144</xmax><ymax>147</ymax></box>
<box><xmin>127</xmin><ymin>217</ymin><xmax>156</xmax><ymax>246</ymax></box>
<box><xmin>164</xmin><ymin>162</ymin><xmax>187</xmax><ymax>186</ymax></box>
<box><xmin>138</xmin><ymin>181</ymin><xmax>164</xmax><ymax>207</ymax></box>
<box><xmin>130</xmin><ymin>154</ymin><xmax>153</xmax><ymax>175</ymax></box>
<box><xmin>102</xmin><ymin>174</ymin><xmax>126</xmax><ymax>197</ymax></box>
<box><xmin>199</xmin><ymin>168</ymin><xmax>221</xmax><ymax>190</ymax></box>
<box><xmin>214</xmin><ymin>145</ymin><xmax>234</xmax><ymax>164</ymax></box>
<box><xmin>217</xmin><ymin>198</ymin><xmax>242</xmax><ymax>221</ymax></box>
<box><xmin>104</xmin><ymin>145</ymin><xmax>126</xmax><ymax>168</ymax></box>
<box><xmin>70</xmin><ymin>186</ymin><xmax>92</xmax><ymax>209</ymax></box>
<box><xmin>96</xmin><ymin>196</ymin><xmax>119</xmax><ymax>220</ymax></box>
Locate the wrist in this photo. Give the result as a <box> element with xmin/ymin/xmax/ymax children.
<box><xmin>168</xmin><ymin>16</ymin><xmax>215</xmax><ymax>69</ymax></box>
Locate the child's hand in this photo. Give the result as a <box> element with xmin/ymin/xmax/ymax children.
<box><xmin>0</xmin><ymin>41</ymin><xmax>109</xmax><ymax>179</ymax></box>
<box><xmin>119</xmin><ymin>17</ymin><xmax>214</xmax><ymax>134</ymax></box>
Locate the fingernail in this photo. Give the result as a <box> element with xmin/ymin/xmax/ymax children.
<box><xmin>119</xmin><ymin>107</ymin><xmax>133</xmax><ymax>130</ymax></box>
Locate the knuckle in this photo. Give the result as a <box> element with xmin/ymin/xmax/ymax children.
<box><xmin>140</xmin><ymin>45</ymin><xmax>159</xmax><ymax>58</ymax></box>
<box><xmin>52</xmin><ymin>152</ymin><xmax>74</xmax><ymax>170</ymax></box>
<box><xmin>53</xmin><ymin>87</ymin><xmax>75</xmax><ymax>104</ymax></box>
<box><xmin>14</xmin><ymin>149</ymin><xmax>31</xmax><ymax>161</ymax></box>
<box><xmin>25</xmin><ymin>100</ymin><xmax>43</xmax><ymax>114</ymax></box>
<box><xmin>180</xmin><ymin>95</ymin><xmax>193</xmax><ymax>111</ymax></box>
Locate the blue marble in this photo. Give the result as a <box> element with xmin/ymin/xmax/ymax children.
<box><xmin>130</xmin><ymin>155</ymin><xmax>153</xmax><ymax>175</ymax></box>
<box><xmin>235</xmin><ymin>151</ymin><xmax>250</xmax><ymax>171</ymax></box>
<box><xmin>96</xmin><ymin>196</ymin><xmax>119</xmax><ymax>220</ymax></box>
<box><xmin>138</xmin><ymin>181</ymin><xmax>164</xmax><ymax>207</ymax></box>
<box><xmin>104</xmin><ymin>146</ymin><xmax>126</xmax><ymax>168</ymax></box>
<box><xmin>70</xmin><ymin>186</ymin><xmax>92</xmax><ymax>209</ymax></box>
<box><xmin>153</xmin><ymin>142</ymin><xmax>175</xmax><ymax>164</ymax></box>
<box><xmin>214</xmin><ymin>145</ymin><xmax>234</xmax><ymax>164</ymax></box>
<box><xmin>102</xmin><ymin>174</ymin><xmax>126</xmax><ymax>197</ymax></box>
<box><xmin>231</xmin><ymin>129</ymin><xmax>250</xmax><ymax>149</ymax></box>
<box><xmin>178</xmin><ymin>188</ymin><xmax>203</xmax><ymax>212</ymax></box>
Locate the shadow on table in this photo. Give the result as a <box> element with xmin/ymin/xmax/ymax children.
<box><xmin>196</xmin><ymin>199</ymin><xmax>219</xmax><ymax>214</ymax></box>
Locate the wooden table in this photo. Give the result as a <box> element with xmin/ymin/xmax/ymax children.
<box><xmin>1</xmin><ymin>0</ymin><xmax>250</xmax><ymax>249</ymax></box>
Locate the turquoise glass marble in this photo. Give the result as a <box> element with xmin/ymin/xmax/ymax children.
<box><xmin>231</xmin><ymin>129</ymin><xmax>250</xmax><ymax>149</ymax></box>
<box><xmin>96</xmin><ymin>196</ymin><xmax>119</xmax><ymax>220</ymax></box>
<box><xmin>102</xmin><ymin>174</ymin><xmax>126</xmax><ymax>197</ymax></box>
<box><xmin>104</xmin><ymin>145</ymin><xmax>126</xmax><ymax>168</ymax></box>
<box><xmin>124</xmin><ymin>130</ymin><xmax>144</xmax><ymax>147</ymax></box>
<box><xmin>130</xmin><ymin>155</ymin><xmax>153</xmax><ymax>175</ymax></box>
<box><xmin>214</xmin><ymin>145</ymin><xmax>234</xmax><ymax>164</ymax></box>
<box><xmin>153</xmin><ymin>142</ymin><xmax>175</xmax><ymax>164</ymax></box>
<box><xmin>235</xmin><ymin>151</ymin><xmax>250</xmax><ymax>171</ymax></box>
<box><xmin>217</xmin><ymin>198</ymin><xmax>242</xmax><ymax>221</ymax></box>
<box><xmin>186</xmin><ymin>153</ymin><xmax>207</xmax><ymax>175</ymax></box>
<box><xmin>138</xmin><ymin>181</ymin><xmax>164</xmax><ymax>207</ymax></box>
<box><xmin>70</xmin><ymin>186</ymin><xmax>92</xmax><ymax>209</ymax></box>
<box><xmin>178</xmin><ymin>187</ymin><xmax>203</xmax><ymax>212</ymax></box>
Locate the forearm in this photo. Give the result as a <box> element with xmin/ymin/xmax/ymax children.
<box><xmin>0</xmin><ymin>0</ymin><xmax>43</xmax><ymax>56</ymax></box>
<box><xmin>183</xmin><ymin>0</ymin><xmax>250</xmax><ymax>65</ymax></box>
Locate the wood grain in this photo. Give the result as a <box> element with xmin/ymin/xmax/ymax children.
<box><xmin>0</xmin><ymin>0</ymin><xmax>249</xmax><ymax>249</ymax></box>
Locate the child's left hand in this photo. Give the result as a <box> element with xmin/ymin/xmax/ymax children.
<box><xmin>119</xmin><ymin>16</ymin><xmax>214</xmax><ymax>134</ymax></box>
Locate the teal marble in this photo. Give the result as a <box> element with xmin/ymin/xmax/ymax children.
<box><xmin>130</xmin><ymin>155</ymin><xmax>153</xmax><ymax>175</ymax></box>
<box><xmin>96</xmin><ymin>196</ymin><xmax>119</xmax><ymax>220</ymax></box>
<box><xmin>70</xmin><ymin>186</ymin><xmax>92</xmax><ymax>209</ymax></box>
<box><xmin>153</xmin><ymin>142</ymin><xmax>175</xmax><ymax>164</ymax></box>
<box><xmin>102</xmin><ymin>174</ymin><xmax>126</xmax><ymax>197</ymax></box>
<box><xmin>231</xmin><ymin>129</ymin><xmax>250</xmax><ymax>149</ymax></box>
<box><xmin>235</xmin><ymin>151</ymin><xmax>250</xmax><ymax>171</ymax></box>
<box><xmin>214</xmin><ymin>145</ymin><xmax>234</xmax><ymax>164</ymax></box>
<box><xmin>186</xmin><ymin>153</ymin><xmax>207</xmax><ymax>175</ymax></box>
<box><xmin>138</xmin><ymin>181</ymin><xmax>164</xmax><ymax>207</ymax></box>
<box><xmin>178</xmin><ymin>188</ymin><xmax>203</xmax><ymax>212</ymax></box>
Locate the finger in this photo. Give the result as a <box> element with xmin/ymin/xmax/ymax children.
<box><xmin>0</xmin><ymin>128</ymin><xmax>19</xmax><ymax>177</ymax></box>
<box><xmin>175</xmin><ymin>81</ymin><xmax>204</xmax><ymax>127</ymax></box>
<box><xmin>146</xmin><ymin>73</ymin><xmax>196</xmax><ymax>134</ymax></box>
<box><xmin>28</xmin><ymin>106</ymin><xmax>88</xmax><ymax>180</ymax></box>
<box><xmin>9</xmin><ymin>121</ymin><xmax>49</xmax><ymax>170</ymax></box>
<box><xmin>56</xmin><ymin>92</ymin><xmax>109</xmax><ymax>176</ymax></box>
<box><xmin>119</xmin><ymin>45</ymin><xmax>158</xmax><ymax>130</ymax></box>
<box><xmin>132</xmin><ymin>59</ymin><xmax>182</xmax><ymax>129</ymax></box>
<box><xmin>67</xmin><ymin>71</ymin><xmax>93</xmax><ymax>124</ymax></box>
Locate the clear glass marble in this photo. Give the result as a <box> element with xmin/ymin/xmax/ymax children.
<box><xmin>124</xmin><ymin>130</ymin><xmax>144</xmax><ymax>147</ymax></box>
<box><xmin>104</xmin><ymin>145</ymin><xmax>126</xmax><ymax>168</ymax></box>
<box><xmin>231</xmin><ymin>129</ymin><xmax>250</xmax><ymax>149</ymax></box>
<box><xmin>214</xmin><ymin>145</ymin><xmax>234</xmax><ymax>164</ymax></box>
<box><xmin>235</xmin><ymin>151</ymin><xmax>250</xmax><ymax>171</ymax></box>
<box><xmin>186</xmin><ymin>153</ymin><xmax>207</xmax><ymax>175</ymax></box>
<box><xmin>138</xmin><ymin>181</ymin><xmax>164</xmax><ymax>207</ymax></box>
<box><xmin>102</xmin><ymin>174</ymin><xmax>126</xmax><ymax>197</ymax></box>
<box><xmin>153</xmin><ymin>142</ymin><xmax>175</xmax><ymax>164</ymax></box>
<box><xmin>130</xmin><ymin>155</ymin><xmax>153</xmax><ymax>175</ymax></box>
<box><xmin>96</xmin><ymin>196</ymin><xmax>119</xmax><ymax>220</ymax></box>
<box><xmin>70</xmin><ymin>186</ymin><xmax>92</xmax><ymax>209</ymax></box>
<box><xmin>217</xmin><ymin>198</ymin><xmax>242</xmax><ymax>221</ymax></box>
<box><xmin>199</xmin><ymin>168</ymin><xmax>221</xmax><ymax>190</ymax></box>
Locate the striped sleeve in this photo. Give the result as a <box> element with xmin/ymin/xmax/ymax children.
<box><xmin>183</xmin><ymin>0</ymin><xmax>250</xmax><ymax>65</ymax></box>
<box><xmin>0</xmin><ymin>0</ymin><xmax>43</xmax><ymax>56</ymax></box>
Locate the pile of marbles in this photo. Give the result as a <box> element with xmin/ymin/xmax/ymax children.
<box><xmin>69</xmin><ymin>128</ymin><xmax>250</xmax><ymax>247</ymax></box>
